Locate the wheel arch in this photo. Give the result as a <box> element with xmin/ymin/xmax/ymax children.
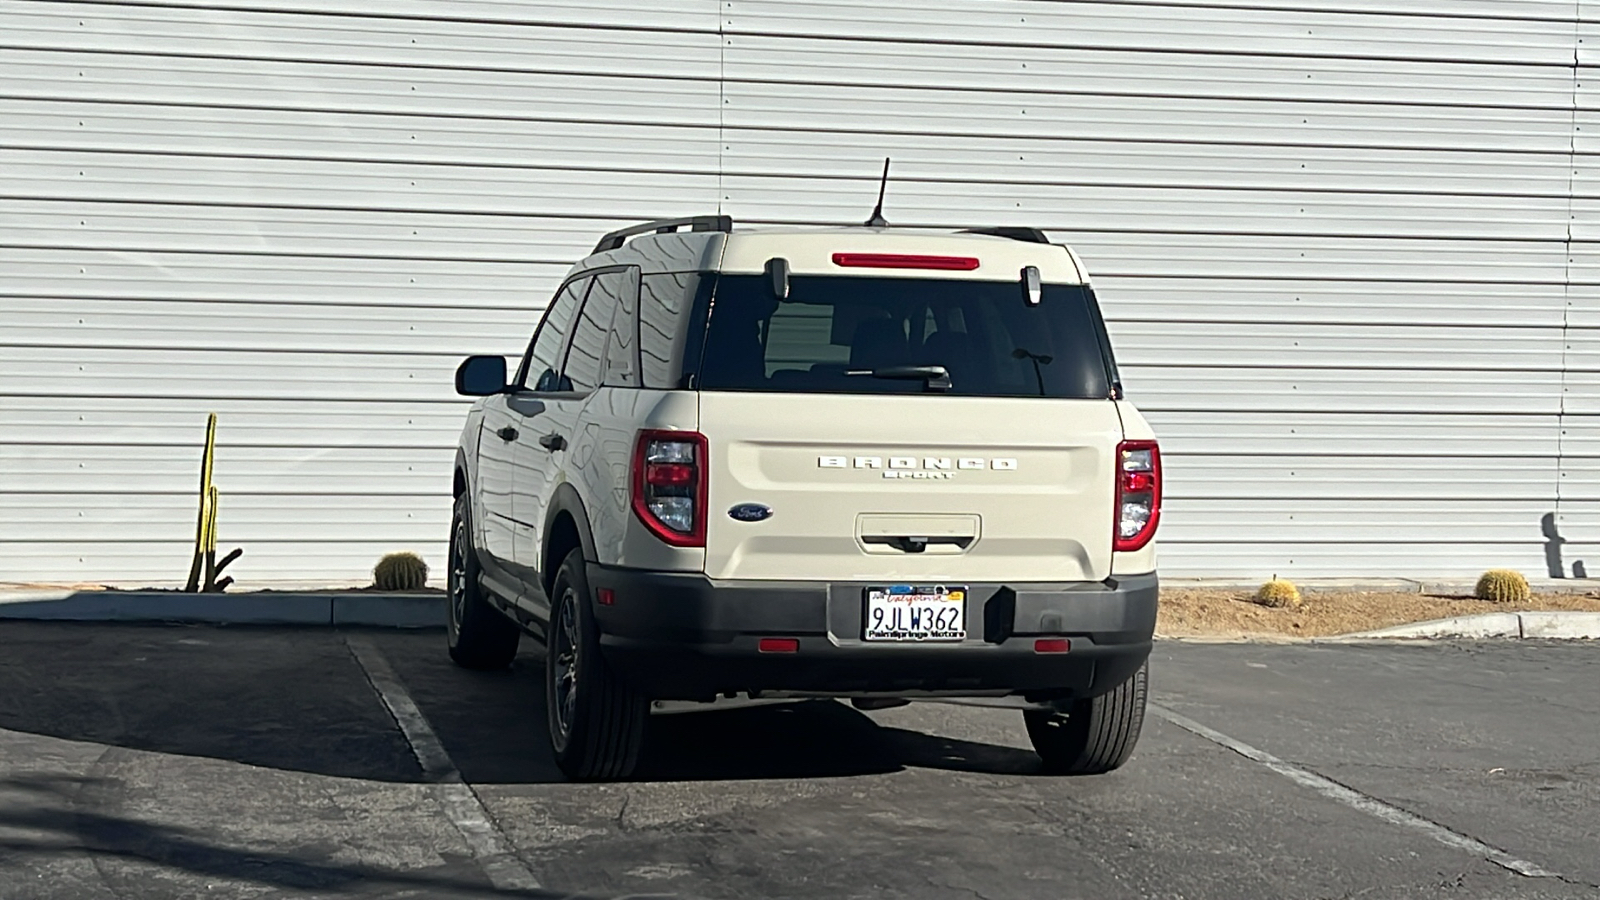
<box><xmin>453</xmin><ymin>448</ymin><xmax>473</xmax><ymax>499</ymax></box>
<box><xmin>542</xmin><ymin>483</ymin><xmax>599</xmax><ymax>596</ymax></box>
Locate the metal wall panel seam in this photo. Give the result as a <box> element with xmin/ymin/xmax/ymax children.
<box><xmin>1555</xmin><ymin>0</ymin><xmax>1587</xmax><ymax>559</ymax></box>
<box><xmin>717</xmin><ymin>4</ymin><xmax>1575</xmax><ymax>67</ymax></box>
<box><xmin>1104</xmin><ymin>0</ymin><xmax>1576</xmax><ymax>21</ymax></box>
<box><xmin>4</xmin><ymin>0</ymin><xmax>724</xmax><ymax>33</ymax></box>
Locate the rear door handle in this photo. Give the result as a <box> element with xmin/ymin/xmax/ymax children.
<box><xmin>496</xmin><ymin>425</ymin><xmax>518</xmax><ymax>442</ymax></box>
<box><xmin>538</xmin><ymin>432</ymin><xmax>567</xmax><ymax>452</ymax></box>
<box><xmin>861</xmin><ymin>535</ymin><xmax>974</xmax><ymax>553</ymax></box>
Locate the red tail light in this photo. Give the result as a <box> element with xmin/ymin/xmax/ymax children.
<box><xmin>632</xmin><ymin>430</ymin><xmax>708</xmax><ymax>547</ymax></box>
<box><xmin>1114</xmin><ymin>440</ymin><xmax>1161</xmax><ymax>552</ymax></box>
<box><xmin>831</xmin><ymin>252</ymin><xmax>980</xmax><ymax>271</ymax></box>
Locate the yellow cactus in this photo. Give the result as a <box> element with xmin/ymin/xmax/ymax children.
<box><xmin>373</xmin><ymin>551</ymin><xmax>429</xmax><ymax>591</ymax></box>
<box><xmin>1255</xmin><ymin>578</ymin><xmax>1302</xmax><ymax>609</ymax></box>
<box><xmin>1474</xmin><ymin>569</ymin><xmax>1530</xmax><ymax>603</ymax></box>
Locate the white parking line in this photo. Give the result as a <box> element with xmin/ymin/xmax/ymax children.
<box><xmin>1148</xmin><ymin>704</ymin><xmax>1560</xmax><ymax>880</ymax></box>
<box><xmin>345</xmin><ymin>636</ymin><xmax>542</xmax><ymax>892</ymax></box>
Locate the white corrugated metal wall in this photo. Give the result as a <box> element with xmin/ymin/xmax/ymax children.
<box><xmin>0</xmin><ymin>0</ymin><xmax>1593</xmax><ymax>584</ymax></box>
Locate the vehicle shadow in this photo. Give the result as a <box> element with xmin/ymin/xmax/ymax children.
<box><xmin>0</xmin><ymin>622</ymin><xmax>425</xmax><ymax>782</ymax></box>
<box><xmin>402</xmin><ymin>641</ymin><xmax>1044</xmax><ymax>784</ymax></box>
<box><xmin>0</xmin><ymin>623</ymin><xmax>1041</xmax><ymax>787</ymax></box>
<box><xmin>641</xmin><ymin>702</ymin><xmax>1043</xmax><ymax>781</ymax></box>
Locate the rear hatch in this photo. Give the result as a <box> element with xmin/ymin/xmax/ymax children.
<box><xmin>692</xmin><ymin>265</ymin><xmax>1124</xmax><ymax>583</ymax></box>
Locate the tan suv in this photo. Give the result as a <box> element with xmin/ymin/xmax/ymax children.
<box><xmin>450</xmin><ymin>216</ymin><xmax>1160</xmax><ymax>780</ymax></box>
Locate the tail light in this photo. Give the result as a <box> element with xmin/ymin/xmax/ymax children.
<box><xmin>1114</xmin><ymin>440</ymin><xmax>1160</xmax><ymax>552</ymax></box>
<box><xmin>632</xmin><ymin>430</ymin><xmax>708</xmax><ymax>547</ymax></box>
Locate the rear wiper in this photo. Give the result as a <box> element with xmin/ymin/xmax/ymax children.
<box><xmin>845</xmin><ymin>365</ymin><xmax>952</xmax><ymax>392</ymax></box>
<box><xmin>1013</xmin><ymin>348</ymin><xmax>1052</xmax><ymax>395</ymax></box>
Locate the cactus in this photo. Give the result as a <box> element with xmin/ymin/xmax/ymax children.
<box><xmin>1474</xmin><ymin>569</ymin><xmax>1530</xmax><ymax>603</ymax></box>
<box><xmin>373</xmin><ymin>551</ymin><xmax>429</xmax><ymax>591</ymax></box>
<box><xmin>1255</xmin><ymin>578</ymin><xmax>1302</xmax><ymax>609</ymax></box>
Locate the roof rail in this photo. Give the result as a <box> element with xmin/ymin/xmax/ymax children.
<box><xmin>592</xmin><ymin>215</ymin><xmax>733</xmax><ymax>254</ymax></box>
<box><xmin>958</xmin><ymin>226</ymin><xmax>1051</xmax><ymax>244</ymax></box>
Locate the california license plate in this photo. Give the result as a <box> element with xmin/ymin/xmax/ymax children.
<box><xmin>863</xmin><ymin>585</ymin><xmax>967</xmax><ymax>642</ymax></box>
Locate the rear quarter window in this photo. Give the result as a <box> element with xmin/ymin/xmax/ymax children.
<box><xmin>640</xmin><ymin>272</ymin><xmax>712</xmax><ymax>390</ymax></box>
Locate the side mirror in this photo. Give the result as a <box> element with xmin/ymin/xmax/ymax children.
<box><xmin>455</xmin><ymin>355</ymin><xmax>508</xmax><ymax>396</ymax></box>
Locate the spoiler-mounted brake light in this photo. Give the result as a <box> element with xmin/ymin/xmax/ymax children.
<box><xmin>831</xmin><ymin>253</ymin><xmax>980</xmax><ymax>271</ymax></box>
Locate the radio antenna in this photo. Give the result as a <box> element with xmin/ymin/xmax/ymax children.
<box><xmin>864</xmin><ymin>157</ymin><xmax>891</xmax><ymax>228</ymax></box>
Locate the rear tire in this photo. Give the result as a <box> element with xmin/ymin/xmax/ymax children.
<box><xmin>446</xmin><ymin>494</ymin><xmax>520</xmax><ymax>670</ymax></box>
<box><xmin>1025</xmin><ymin>661</ymin><xmax>1148</xmax><ymax>775</ymax></box>
<box><xmin>546</xmin><ymin>549</ymin><xmax>647</xmax><ymax>781</ymax></box>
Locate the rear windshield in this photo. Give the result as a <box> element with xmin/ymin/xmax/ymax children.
<box><xmin>689</xmin><ymin>274</ymin><xmax>1116</xmax><ymax>398</ymax></box>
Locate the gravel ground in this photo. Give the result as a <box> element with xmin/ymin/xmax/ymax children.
<box><xmin>1157</xmin><ymin>588</ymin><xmax>1600</xmax><ymax>638</ymax></box>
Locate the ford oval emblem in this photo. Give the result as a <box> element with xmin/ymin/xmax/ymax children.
<box><xmin>727</xmin><ymin>503</ymin><xmax>773</xmax><ymax>522</ymax></box>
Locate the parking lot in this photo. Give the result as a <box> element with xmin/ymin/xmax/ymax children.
<box><xmin>0</xmin><ymin>623</ymin><xmax>1595</xmax><ymax>900</ymax></box>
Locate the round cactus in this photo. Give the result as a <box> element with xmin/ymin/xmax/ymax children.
<box><xmin>1254</xmin><ymin>578</ymin><xmax>1301</xmax><ymax>609</ymax></box>
<box><xmin>373</xmin><ymin>551</ymin><xmax>429</xmax><ymax>591</ymax></box>
<box><xmin>1474</xmin><ymin>569</ymin><xmax>1530</xmax><ymax>603</ymax></box>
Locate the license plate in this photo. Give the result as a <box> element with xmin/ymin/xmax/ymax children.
<box><xmin>863</xmin><ymin>585</ymin><xmax>967</xmax><ymax>642</ymax></box>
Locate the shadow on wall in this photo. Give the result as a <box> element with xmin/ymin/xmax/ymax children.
<box><xmin>1542</xmin><ymin>512</ymin><xmax>1587</xmax><ymax>579</ymax></box>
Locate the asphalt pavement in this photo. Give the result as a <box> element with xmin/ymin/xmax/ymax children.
<box><xmin>0</xmin><ymin>623</ymin><xmax>1595</xmax><ymax>899</ymax></box>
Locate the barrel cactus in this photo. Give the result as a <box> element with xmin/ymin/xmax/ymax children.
<box><xmin>1474</xmin><ymin>569</ymin><xmax>1530</xmax><ymax>603</ymax></box>
<box><xmin>1255</xmin><ymin>578</ymin><xmax>1302</xmax><ymax>609</ymax></box>
<box><xmin>373</xmin><ymin>551</ymin><xmax>429</xmax><ymax>591</ymax></box>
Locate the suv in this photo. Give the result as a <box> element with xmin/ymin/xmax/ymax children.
<box><xmin>450</xmin><ymin>216</ymin><xmax>1160</xmax><ymax>780</ymax></box>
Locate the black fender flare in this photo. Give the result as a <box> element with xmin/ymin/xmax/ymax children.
<box><xmin>453</xmin><ymin>447</ymin><xmax>473</xmax><ymax>499</ymax></box>
<box><xmin>542</xmin><ymin>482</ymin><xmax>599</xmax><ymax>585</ymax></box>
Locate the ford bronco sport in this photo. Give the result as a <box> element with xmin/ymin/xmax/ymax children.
<box><xmin>451</xmin><ymin>216</ymin><xmax>1160</xmax><ymax>780</ymax></box>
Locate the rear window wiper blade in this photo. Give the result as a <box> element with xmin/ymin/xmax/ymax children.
<box><xmin>845</xmin><ymin>365</ymin><xmax>952</xmax><ymax>392</ymax></box>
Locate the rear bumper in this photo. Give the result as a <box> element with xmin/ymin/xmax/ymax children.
<box><xmin>587</xmin><ymin>566</ymin><xmax>1158</xmax><ymax>702</ymax></box>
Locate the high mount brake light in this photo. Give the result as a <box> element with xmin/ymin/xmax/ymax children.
<box><xmin>831</xmin><ymin>252</ymin><xmax>980</xmax><ymax>271</ymax></box>
<box><xmin>632</xmin><ymin>430</ymin><xmax>708</xmax><ymax>547</ymax></box>
<box><xmin>1114</xmin><ymin>440</ymin><xmax>1161</xmax><ymax>552</ymax></box>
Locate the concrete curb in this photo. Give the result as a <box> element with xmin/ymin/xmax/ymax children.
<box><xmin>1165</xmin><ymin>577</ymin><xmax>1600</xmax><ymax>595</ymax></box>
<box><xmin>0</xmin><ymin>590</ymin><xmax>445</xmax><ymax>628</ymax></box>
<box><xmin>1326</xmin><ymin>611</ymin><xmax>1600</xmax><ymax>641</ymax></box>
<box><xmin>5</xmin><ymin>589</ymin><xmax>1597</xmax><ymax>640</ymax></box>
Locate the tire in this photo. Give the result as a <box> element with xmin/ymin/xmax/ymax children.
<box><xmin>546</xmin><ymin>548</ymin><xmax>648</xmax><ymax>781</ymax></box>
<box><xmin>1024</xmin><ymin>661</ymin><xmax>1148</xmax><ymax>775</ymax></box>
<box><xmin>446</xmin><ymin>494</ymin><xmax>521</xmax><ymax>670</ymax></box>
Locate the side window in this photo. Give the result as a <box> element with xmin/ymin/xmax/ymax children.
<box><xmin>639</xmin><ymin>272</ymin><xmax>699</xmax><ymax>389</ymax></box>
<box><xmin>520</xmin><ymin>277</ymin><xmax>590</xmax><ymax>392</ymax></box>
<box><xmin>601</xmin><ymin>268</ymin><xmax>640</xmax><ymax>387</ymax></box>
<box><xmin>561</xmin><ymin>271</ymin><xmax>623</xmax><ymax>393</ymax></box>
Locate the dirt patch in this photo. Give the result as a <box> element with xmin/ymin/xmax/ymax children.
<box><xmin>1158</xmin><ymin>589</ymin><xmax>1600</xmax><ymax>639</ymax></box>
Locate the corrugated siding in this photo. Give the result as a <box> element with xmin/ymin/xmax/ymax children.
<box><xmin>0</xmin><ymin>0</ymin><xmax>1591</xmax><ymax>583</ymax></box>
<box><xmin>719</xmin><ymin>0</ymin><xmax>1582</xmax><ymax>578</ymax></box>
<box><xmin>0</xmin><ymin>0</ymin><xmax>722</xmax><ymax>583</ymax></box>
<box><xmin>1556</xmin><ymin>8</ymin><xmax>1600</xmax><ymax>577</ymax></box>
